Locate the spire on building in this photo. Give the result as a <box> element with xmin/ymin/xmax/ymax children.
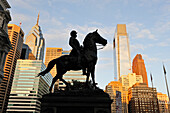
<box><xmin>19</xmin><ymin>22</ymin><xmax>22</xmax><ymax>27</ymax></box>
<box><xmin>25</xmin><ymin>13</ymin><xmax>45</xmax><ymax>61</ymax></box>
<box><xmin>36</xmin><ymin>12</ymin><xmax>40</xmax><ymax>25</ymax></box>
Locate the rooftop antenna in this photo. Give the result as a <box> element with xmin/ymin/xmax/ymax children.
<box><xmin>19</xmin><ymin>22</ymin><xmax>22</xmax><ymax>27</ymax></box>
<box><xmin>36</xmin><ymin>12</ymin><xmax>40</xmax><ymax>25</ymax></box>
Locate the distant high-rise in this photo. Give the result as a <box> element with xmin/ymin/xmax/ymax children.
<box><xmin>20</xmin><ymin>44</ymin><xmax>31</xmax><ymax>59</ymax></box>
<box><xmin>157</xmin><ymin>92</ymin><xmax>169</xmax><ymax>113</ymax></box>
<box><xmin>105</xmin><ymin>81</ymin><xmax>128</xmax><ymax>113</ymax></box>
<box><xmin>25</xmin><ymin>13</ymin><xmax>45</xmax><ymax>60</ymax></box>
<box><xmin>7</xmin><ymin>60</ymin><xmax>53</xmax><ymax>112</ymax></box>
<box><xmin>113</xmin><ymin>24</ymin><xmax>131</xmax><ymax>80</ymax></box>
<box><xmin>119</xmin><ymin>73</ymin><xmax>143</xmax><ymax>91</ymax></box>
<box><xmin>0</xmin><ymin>24</ymin><xmax>24</xmax><ymax>112</ymax></box>
<box><xmin>128</xmin><ymin>83</ymin><xmax>160</xmax><ymax>113</ymax></box>
<box><xmin>132</xmin><ymin>54</ymin><xmax>148</xmax><ymax>87</ymax></box>
<box><xmin>0</xmin><ymin>0</ymin><xmax>11</xmax><ymax>83</ymax></box>
<box><xmin>45</xmin><ymin>48</ymin><xmax>63</xmax><ymax>78</ymax></box>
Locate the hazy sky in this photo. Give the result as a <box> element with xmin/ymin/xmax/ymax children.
<box><xmin>8</xmin><ymin>0</ymin><xmax>170</xmax><ymax>94</ymax></box>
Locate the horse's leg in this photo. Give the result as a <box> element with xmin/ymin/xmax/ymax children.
<box><xmin>49</xmin><ymin>70</ymin><xmax>67</xmax><ymax>93</ymax></box>
<box><xmin>37</xmin><ymin>59</ymin><xmax>57</xmax><ymax>77</ymax></box>
<box><xmin>60</xmin><ymin>78</ymin><xmax>70</xmax><ymax>90</ymax></box>
<box><xmin>85</xmin><ymin>74</ymin><xmax>89</xmax><ymax>87</ymax></box>
<box><xmin>49</xmin><ymin>75</ymin><xmax>59</xmax><ymax>93</ymax></box>
<box><xmin>85</xmin><ymin>65</ymin><xmax>92</xmax><ymax>88</ymax></box>
<box><xmin>91</xmin><ymin>66</ymin><xmax>96</xmax><ymax>89</ymax></box>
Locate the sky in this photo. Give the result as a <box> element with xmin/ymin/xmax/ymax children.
<box><xmin>8</xmin><ymin>0</ymin><xmax>170</xmax><ymax>94</ymax></box>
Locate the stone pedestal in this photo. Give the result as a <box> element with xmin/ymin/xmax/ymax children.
<box><xmin>40</xmin><ymin>89</ymin><xmax>112</xmax><ymax>113</ymax></box>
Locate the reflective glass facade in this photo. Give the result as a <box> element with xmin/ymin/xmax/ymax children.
<box><xmin>113</xmin><ymin>24</ymin><xmax>131</xmax><ymax>80</ymax></box>
<box><xmin>7</xmin><ymin>60</ymin><xmax>53</xmax><ymax>113</ymax></box>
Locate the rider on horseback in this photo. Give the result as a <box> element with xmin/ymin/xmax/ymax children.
<box><xmin>69</xmin><ymin>30</ymin><xmax>86</xmax><ymax>75</ymax></box>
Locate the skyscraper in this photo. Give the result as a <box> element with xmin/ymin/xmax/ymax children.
<box><xmin>45</xmin><ymin>48</ymin><xmax>63</xmax><ymax>78</ymax></box>
<box><xmin>7</xmin><ymin>60</ymin><xmax>53</xmax><ymax>112</ymax></box>
<box><xmin>105</xmin><ymin>81</ymin><xmax>128</xmax><ymax>113</ymax></box>
<box><xmin>128</xmin><ymin>83</ymin><xmax>160</xmax><ymax>113</ymax></box>
<box><xmin>119</xmin><ymin>73</ymin><xmax>143</xmax><ymax>91</ymax></box>
<box><xmin>20</xmin><ymin>44</ymin><xmax>31</xmax><ymax>59</ymax></box>
<box><xmin>157</xmin><ymin>92</ymin><xmax>169</xmax><ymax>113</ymax></box>
<box><xmin>0</xmin><ymin>24</ymin><xmax>24</xmax><ymax>112</ymax></box>
<box><xmin>25</xmin><ymin>13</ymin><xmax>45</xmax><ymax>60</ymax></box>
<box><xmin>113</xmin><ymin>24</ymin><xmax>131</xmax><ymax>80</ymax></box>
<box><xmin>132</xmin><ymin>54</ymin><xmax>148</xmax><ymax>87</ymax></box>
<box><xmin>0</xmin><ymin>0</ymin><xmax>11</xmax><ymax>83</ymax></box>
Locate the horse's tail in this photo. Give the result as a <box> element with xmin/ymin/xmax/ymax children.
<box><xmin>46</xmin><ymin>58</ymin><xmax>59</xmax><ymax>72</ymax></box>
<box><xmin>38</xmin><ymin>58</ymin><xmax>59</xmax><ymax>76</ymax></box>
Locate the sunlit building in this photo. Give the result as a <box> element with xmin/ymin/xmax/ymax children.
<box><xmin>25</xmin><ymin>13</ymin><xmax>45</xmax><ymax>60</ymax></box>
<box><xmin>7</xmin><ymin>60</ymin><xmax>53</xmax><ymax>112</ymax></box>
<box><xmin>157</xmin><ymin>92</ymin><xmax>169</xmax><ymax>113</ymax></box>
<box><xmin>113</xmin><ymin>24</ymin><xmax>131</xmax><ymax>80</ymax></box>
<box><xmin>44</xmin><ymin>48</ymin><xmax>69</xmax><ymax>90</ymax></box>
<box><xmin>128</xmin><ymin>83</ymin><xmax>160</xmax><ymax>113</ymax></box>
<box><xmin>0</xmin><ymin>24</ymin><xmax>24</xmax><ymax>112</ymax></box>
<box><xmin>0</xmin><ymin>0</ymin><xmax>11</xmax><ymax>83</ymax></box>
<box><xmin>132</xmin><ymin>54</ymin><xmax>148</xmax><ymax>87</ymax></box>
<box><xmin>119</xmin><ymin>73</ymin><xmax>143</xmax><ymax>91</ymax></box>
<box><xmin>20</xmin><ymin>44</ymin><xmax>31</xmax><ymax>59</ymax></box>
<box><xmin>44</xmin><ymin>48</ymin><xmax>63</xmax><ymax>78</ymax></box>
<box><xmin>105</xmin><ymin>81</ymin><xmax>128</xmax><ymax>113</ymax></box>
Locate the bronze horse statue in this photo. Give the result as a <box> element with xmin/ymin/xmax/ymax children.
<box><xmin>37</xmin><ymin>30</ymin><xmax>107</xmax><ymax>92</ymax></box>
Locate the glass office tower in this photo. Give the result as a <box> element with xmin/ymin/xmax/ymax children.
<box><xmin>7</xmin><ymin>60</ymin><xmax>53</xmax><ymax>112</ymax></box>
<box><xmin>113</xmin><ymin>24</ymin><xmax>131</xmax><ymax>80</ymax></box>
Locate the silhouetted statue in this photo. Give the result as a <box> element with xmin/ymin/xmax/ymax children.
<box><xmin>69</xmin><ymin>30</ymin><xmax>86</xmax><ymax>75</ymax></box>
<box><xmin>37</xmin><ymin>30</ymin><xmax>107</xmax><ymax>93</ymax></box>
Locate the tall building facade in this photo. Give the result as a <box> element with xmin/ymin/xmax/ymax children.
<box><xmin>25</xmin><ymin>13</ymin><xmax>45</xmax><ymax>60</ymax></box>
<box><xmin>113</xmin><ymin>24</ymin><xmax>131</xmax><ymax>80</ymax></box>
<box><xmin>128</xmin><ymin>83</ymin><xmax>160</xmax><ymax>113</ymax></box>
<box><xmin>20</xmin><ymin>44</ymin><xmax>31</xmax><ymax>59</ymax></box>
<box><xmin>132</xmin><ymin>54</ymin><xmax>148</xmax><ymax>86</ymax></box>
<box><xmin>0</xmin><ymin>0</ymin><xmax>11</xmax><ymax>83</ymax></box>
<box><xmin>119</xmin><ymin>73</ymin><xmax>143</xmax><ymax>91</ymax></box>
<box><xmin>0</xmin><ymin>24</ymin><xmax>24</xmax><ymax>112</ymax></box>
<box><xmin>105</xmin><ymin>81</ymin><xmax>128</xmax><ymax>113</ymax></box>
<box><xmin>45</xmin><ymin>48</ymin><xmax>63</xmax><ymax>78</ymax></box>
<box><xmin>157</xmin><ymin>92</ymin><xmax>169</xmax><ymax>113</ymax></box>
<box><xmin>7</xmin><ymin>60</ymin><xmax>53</xmax><ymax>112</ymax></box>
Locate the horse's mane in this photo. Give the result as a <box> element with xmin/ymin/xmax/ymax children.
<box><xmin>83</xmin><ymin>33</ymin><xmax>92</xmax><ymax>47</ymax></box>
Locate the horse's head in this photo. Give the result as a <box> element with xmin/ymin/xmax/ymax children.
<box><xmin>92</xmin><ymin>29</ymin><xmax>107</xmax><ymax>46</ymax></box>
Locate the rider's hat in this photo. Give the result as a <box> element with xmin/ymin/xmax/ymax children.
<box><xmin>70</xmin><ymin>30</ymin><xmax>77</xmax><ymax>36</ymax></box>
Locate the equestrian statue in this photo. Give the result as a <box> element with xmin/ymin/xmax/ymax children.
<box><xmin>37</xmin><ymin>30</ymin><xmax>107</xmax><ymax>93</ymax></box>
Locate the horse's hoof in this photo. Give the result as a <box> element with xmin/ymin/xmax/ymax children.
<box><xmin>36</xmin><ymin>73</ymin><xmax>40</xmax><ymax>77</ymax></box>
<box><xmin>36</xmin><ymin>73</ymin><xmax>45</xmax><ymax>77</ymax></box>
